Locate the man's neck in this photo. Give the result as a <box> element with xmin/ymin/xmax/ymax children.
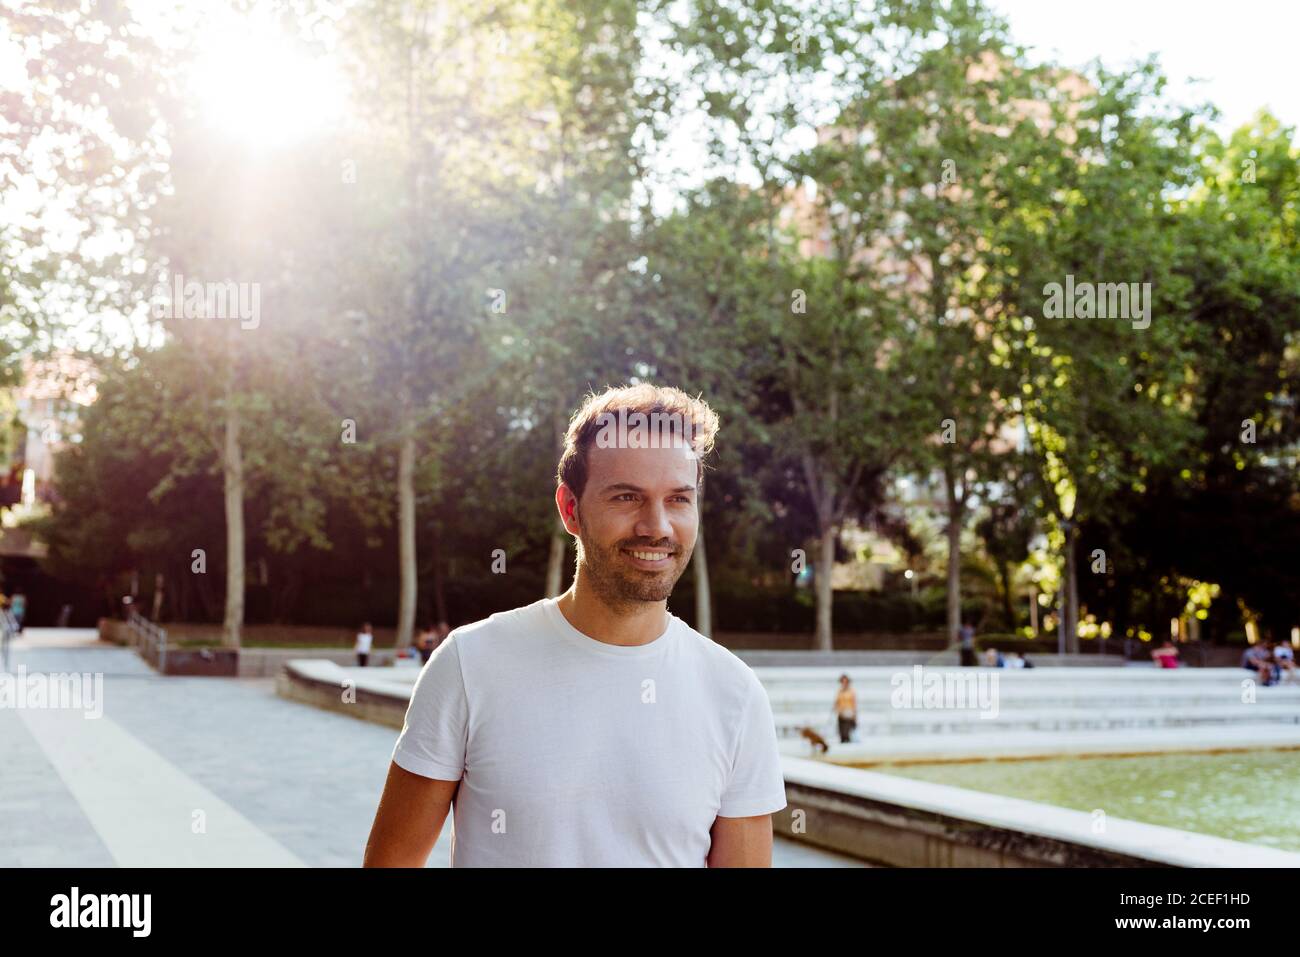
<box><xmin>556</xmin><ymin>574</ymin><xmax>669</xmax><ymax>647</ymax></box>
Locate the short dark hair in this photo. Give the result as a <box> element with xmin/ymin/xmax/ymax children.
<box><xmin>556</xmin><ymin>383</ymin><xmax>720</xmax><ymax>502</ymax></box>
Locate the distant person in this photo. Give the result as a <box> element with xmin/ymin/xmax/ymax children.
<box><xmin>416</xmin><ymin>624</ymin><xmax>437</xmax><ymax>664</ymax></box>
<box><xmin>355</xmin><ymin>622</ymin><xmax>374</xmax><ymax>667</ymax></box>
<box><xmin>983</xmin><ymin>647</ymin><xmax>1004</xmax><ymax>668</ymax></box>
<box><xmin>1151</xmin><ymin>639</ymin><xmax>1180</xmax><ymax>669</ymax></box>
<box><xmin>1241</xmin><ymin>643</ymin><xmax>1273</xmax><ymax>685</ymax></box>
<box><xmin>10</xmin><ymin>591</ymin><xmax>26</xmax><ymax>633</ymax></box>
<box><xmin>832</xmin><ymin>674</ymin><xmax>858</xmax><ymax>744</ymax></box>
<box><xmin>1007</xmin><ymin>651</ymin><xmax>1026</xmax><ymax>669</ymax></box>
<box><xmin>1273</xmin><ymin>641</ymin><xmax>1296</xmax><ymax>683</ymax></box>
<box><xmin>958</xmin><ymin>621</ymin><xmax>977</xmax><ymax>667</ymax></box>
<box><xmin>1262</xmin><ymin>641</ymin><xmax>1282</xmax><ymax>685</ymax></box>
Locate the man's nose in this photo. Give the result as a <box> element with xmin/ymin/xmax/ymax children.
<box><xmin>634</xmin><ymin>500</ymin><xmax>673</xmax><ymax>542</ymax></box>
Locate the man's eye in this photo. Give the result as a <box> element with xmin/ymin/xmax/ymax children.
<box><xmin>615</xmin><ymin>493</ymin><xmax>637</xmax><ymax>501</ymax></box>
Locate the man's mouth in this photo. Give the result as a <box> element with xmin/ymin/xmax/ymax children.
<box><xmin>623</xmin><ymin>548</ymin><xmax>674</xmax><ymax>567</ymax></box>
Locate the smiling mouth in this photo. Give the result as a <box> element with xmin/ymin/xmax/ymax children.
<box><xmin>623</xmin><ymin>548</ymin><xmax>674</xmax><ymax>565</ymax></box>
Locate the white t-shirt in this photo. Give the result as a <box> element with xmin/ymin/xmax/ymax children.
<box><xmin>391</xmin><ymin>596</ymin><xmax>787</xmax><ymax>867</ymax></box>
<box><xmin>355</xmin><ymin>631</ymin><xmax>373</xmax><ymax>654</ymax></box>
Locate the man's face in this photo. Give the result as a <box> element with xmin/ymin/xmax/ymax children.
<box><xmin>558</xmin><ymin>441</ymin><xmax>699</xmax><ymax>609</ymax></box>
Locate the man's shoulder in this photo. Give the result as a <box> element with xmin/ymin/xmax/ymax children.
<box><xmin>672</xmin><ymin>617</ymin><xmax>764</xmax><ymax>695</ymax></box>
<box><xmin>443</xmin><ymin>600</ymin><xmax>550</xmax><ymax>653</ymax></box>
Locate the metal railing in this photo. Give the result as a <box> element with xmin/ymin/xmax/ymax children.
<box><xmin>127</xmin><ymin>608</ymin><xmax>168</xmax><ymax>673</ymax></box>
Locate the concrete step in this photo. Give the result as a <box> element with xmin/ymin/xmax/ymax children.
<box><xmin>782</xmin><ymin>723</ymin><xmax>1300</xmax><ymax>763</ymax></box>
<box><xmin>775</xmin><ymin>704</ymin><xmax>1300</xmax><ymax>737</ymax></box>
<box><xmin>752</xmin><ymin>666</ymin><xmax>1285</xmax><ymax>684</ymax></box>
<box><xmin>765</xmin><ymin>689</ymin><xmax>1300</xmax><ymax>711</ymax></box>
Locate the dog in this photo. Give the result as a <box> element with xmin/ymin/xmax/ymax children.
<box><xmin>798</xmin><ymin>726</ymin><xmax>830</xmax><ymax>754</ymax></box>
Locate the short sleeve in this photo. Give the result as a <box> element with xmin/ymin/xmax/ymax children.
<box><xmin>391</xmin><ymin>633</ymin><xmax>468</xmax><ymax>781</ymax></box>
<box><xmin>718</xmin><ymin>675</ymin><xmax>787</xmax><ymax>818</ymax></box>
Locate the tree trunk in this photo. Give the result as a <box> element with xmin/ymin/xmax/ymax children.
<box><xmin>693</xmin><ymin>513</ymin><xmax>712</xmax><ymax>638</ymax></box>
<box><xmin>814</xmin><ymin>524</ymin><xmax>836</xmax><ymax>651</ymax></box>
<box><xmin>430</xmin><ymin>523</ymin><xmax>448</xmax><ymax>626</ymax></box>
<box><xmin>1064</xmin><ymin>524</ymin><xmax>1080</xmax><ymax>654</ymax></box>
<box><xmin>996</xmin><ymin>561</ymin><xmax>1015</xmax><ymax>632</ymax></box>
<box><xmin>545</xmin><ymin>520</ymin><xmax>567</xmax><ymax>597</ymax></box>
<box><xmin>222</xmin><ymin>399</ymin><xmax>244</xmax><ymax>649</ymax></box>
<box><xmin>943</xmin><ymin>465</ymin><xmax>962</xmax><ymax>646</ymax></box>
<box><xmin>546</xmin><ymin>395</ymin><xmax>569</xmax><ymax>599</ymax></box>
<box><xmin>396</xmin><ymin>428</ymin><xmax>417</xmax><ymax>651</ymax></box>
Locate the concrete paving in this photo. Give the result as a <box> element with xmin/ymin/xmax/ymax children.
<box><xmin>0</xmin><ymin>629</ymin><xmax>859</xmax><ymax>868</ymax></box>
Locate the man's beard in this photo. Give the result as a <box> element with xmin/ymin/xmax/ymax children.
<box><xmin>574</xmin><ymin>523</ymin><xmax>690</xmax><ymax>611</ymax></box>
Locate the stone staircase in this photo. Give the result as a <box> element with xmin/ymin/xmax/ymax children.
<box><xmin>756</xmin><ymin>666</ymin><xmax>1300</xmax><ymax>748</ymax></box>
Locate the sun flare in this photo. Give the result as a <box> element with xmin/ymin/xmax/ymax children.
<box><xmin>187</xmin><ymin>12</ymin><xmax>347</xmax><ymax>148</ymax></box>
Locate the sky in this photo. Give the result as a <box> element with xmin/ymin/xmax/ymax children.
<box><xmin>987</xmin><ymin>0</ymin><xmax>1300</xmax><ymax>134</ymax></box>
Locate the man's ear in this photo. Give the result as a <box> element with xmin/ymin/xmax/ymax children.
<box><xmin>556</xmin><ymin>484</ymin><xmax>581</xmax><ymax>535</ymax></box>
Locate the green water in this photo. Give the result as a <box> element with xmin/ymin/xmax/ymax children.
<box><xmin>865</xmin><ymin>750</ymin><xmax>1300</xmax><ymax>852</ymax></box>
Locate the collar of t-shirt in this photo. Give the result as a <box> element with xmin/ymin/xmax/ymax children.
<box><xmin>540</xmin><ymin>597</ymin><xmax>678</xmax><ymax>659</ymax></box>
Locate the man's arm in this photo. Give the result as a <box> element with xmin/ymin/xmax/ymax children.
<box><xmin>706</xmin><ymin>813</ymin><xmax>774</xmax><ymax>867</ymax></box>
<box><xmin>363</xmin><ymin>761</ymin><xmax>460</xmax><ymax>867</ymax></box>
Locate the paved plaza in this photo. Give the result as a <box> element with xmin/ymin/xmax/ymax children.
<box><xmin>0</xmin><ymin>629</ymin><xmax>861</xmax><ymax>868</ymax></box>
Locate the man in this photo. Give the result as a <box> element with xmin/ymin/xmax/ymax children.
<box><xmin>364</xmin><ymin>384</ymin><xmax>786</xmax><ymax>867</ymax></box>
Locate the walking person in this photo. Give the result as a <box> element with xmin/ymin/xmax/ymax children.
<box><xmin>355</xmin><ymin>622</ymin><xmax>373</xmax><ymax>667</ymax></box>
<box><xmin>365</xmin><ymin>384</ymin><xmax>785</xmax><ymax>867</ymax></box>
<box><xmin>832</xmin><ymin>674</ymin><xmax>858</xmax><ymax>744</ymax></box>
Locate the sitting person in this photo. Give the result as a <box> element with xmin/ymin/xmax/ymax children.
<box><xmin>1151</xmin><ymin>639</ymin><xmax>1180</xmax><ymax>669</ymax></box>
<box><xmin>1241</xmin><ymin>642</ymin><xmax>1275</xmax><ymax>686</ymax></box>
<box><xmin>1273</xmin><ymin>641</ymin><xmax>1296</xmax><ymax>683</ymax></box>
<box><xmin>983</xmin><ymin>647</ymin><xmax>1005</xmax><ymax>668</ymax></box>
<box><xmin>415</xmin><ymin>623</ymin><xmax>438</xmax><ymax>664</ymax></box>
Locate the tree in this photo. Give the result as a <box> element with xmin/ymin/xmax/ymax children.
<box><xmin>994</xmin><ymin>59</ymin><xmax>1206</xmax><ymax>651</ymax></box>
<box><xmin>332</xmin><ymin>0</ymin><xmax>546</xmax><ymax>649</ymax></box>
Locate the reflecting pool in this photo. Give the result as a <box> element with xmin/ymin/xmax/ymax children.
<box><xmin>862</xmin><ymin>749</ymin><xmax>1300</xmax><ymax>851</ymax></box>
